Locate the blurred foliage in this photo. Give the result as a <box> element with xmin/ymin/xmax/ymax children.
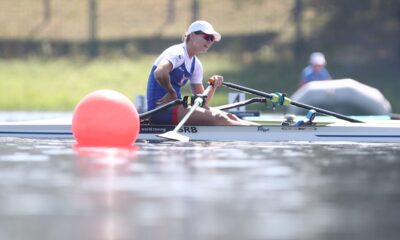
<box><xmin>305</xmin><ymin>0</ymin><xmax>400</xmax><ymax>63</ymax></box>
<box><xmin>1</xmin><ymin>0</ymin><xmax>399</xmax><ymax>112</ymax></box>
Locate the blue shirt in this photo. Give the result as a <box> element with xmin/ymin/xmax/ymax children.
<box><xmin>146</xmin><ymin>43</ymin><xmax>203</xmax><ymax>111</ymax></box>
<box><xmin>300</xmin><ymin>65</ymin><xmax>332</xmax><ymax>85</ymax></box>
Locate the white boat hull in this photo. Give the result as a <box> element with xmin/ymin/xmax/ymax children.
<box><xmin>1</xmin><ymin>118</ymin><xmax>400</xmax><ymax>143</ymax></box>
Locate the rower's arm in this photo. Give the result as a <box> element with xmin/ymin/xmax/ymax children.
<box><xmin>153</xmin><ymin>59</ymin><xmax>177</xmax><ymax>99</ymax></box>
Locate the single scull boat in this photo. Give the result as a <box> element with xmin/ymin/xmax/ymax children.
<box><xmin>0</xmin><ymin>118</ymin><xmax>400</xmax><ymax>143</ymax></box>
<box><xmin>2</xmin><ymin>81</ymin><xmax>399</xmax><ymax>143</ymax></box>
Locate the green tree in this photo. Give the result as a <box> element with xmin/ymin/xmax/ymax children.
<box><xmin>307</xmin><ymin>0</ymin><xmax>400</xmax><ymax>62</ymax></box>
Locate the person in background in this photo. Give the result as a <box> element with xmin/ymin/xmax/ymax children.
<box><xmin>146</xmin><ymin>20</ymin><xmax>257</xmax><ymax>126</ymax></box>
<box><xmin>299</xmin><ymin>52</ymin><xmax>332</xmax><ymax>87</ymax></box>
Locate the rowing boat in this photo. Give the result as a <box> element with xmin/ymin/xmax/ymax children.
<box><xmin>2</xmin><ymin>82</ymin><xmax>399</xmax><ymax>143</ymax></box>
<box><xmin>1</xmin><ymin>118</ymin><xmax>400</xmax><ymax>143</ymax></box>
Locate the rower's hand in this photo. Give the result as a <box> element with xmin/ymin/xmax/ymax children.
<box><xmin>209</xmin><ymin>75</ymin><xmax>224</xmax><ymax>88</ymax></box>
<box><xmin>156</xmin><ymin>92</ymin><xmax>178</xmax><ymax>106</ymax></box>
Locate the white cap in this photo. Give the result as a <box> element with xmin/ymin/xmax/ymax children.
<box><xmin>186</xmin><ymin>20</ymin><xmax>221</xmax><ymax>42</ymax></box>
<box><xmin>310</xmin><ymin>52</ymin><xmax>326</xmax><ymax>65</ymax></box>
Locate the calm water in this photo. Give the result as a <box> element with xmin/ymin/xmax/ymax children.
<box><xmin>0</xmin><ymin>137</ymin><xmax>399</xmax><ymax>240</ymax></box>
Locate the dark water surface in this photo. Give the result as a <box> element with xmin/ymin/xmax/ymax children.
<box><xmin>0</xmin><ymin>138</ymin><xmax>399</xmax><ymax>240</ymax></box>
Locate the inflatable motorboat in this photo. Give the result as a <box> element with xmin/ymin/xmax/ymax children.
<box><xmin>286</xmin><ymin>79</ymin><xmax>392</xmax><ymax>116</ymax></box>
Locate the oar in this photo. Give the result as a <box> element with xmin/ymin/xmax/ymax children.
<box><xmin>215</xmin><ymin>97</ymin><xmax>266</xmax><ymax>111</ymax></box>
<box><xmin>222</xmin><ymin>82</ymin><xmax>364</xmax><ymax>123</ymax></box>
<box><xmin>139</xmin><ymin>99</ymin><xmax>183</xmax><ymax>120</ymax></box>
<box><xmin>158</xmin><ymin>81</ymin><xmax>214</xmax><ymax>142</ymax></box>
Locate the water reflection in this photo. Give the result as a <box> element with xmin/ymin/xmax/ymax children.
<box><xmin>0</xmin><ymin>138</ymin><xmax>399</xmax><ymax>240</ymax></box>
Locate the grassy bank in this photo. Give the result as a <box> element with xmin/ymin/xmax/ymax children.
<box><xmin>0</xmin><ymin>54</ymin><xmax>298</xmax><ymax>111</ymax></box>
<box><xmin>0</xmin><ymin>54</ymin><xmax>243</xmax><ymax>111</ymax></box>
<box><xmin>0</xmin><ymin>56</ymin><xmax>151</xmax><ymax>110</ymax></box>
<box><xmin>1</xmin><ymin>55</ymin><xmax>399</xmax><ymax>113</ymax></box>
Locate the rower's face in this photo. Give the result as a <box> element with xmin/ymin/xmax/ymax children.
<box><xmin>192</xmin><ymin>32</ymin><xmax>215</xmax><ymax>53</ymax></box>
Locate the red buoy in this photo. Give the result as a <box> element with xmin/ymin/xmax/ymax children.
<box><xmin>72</xmin><ymin>90</ymin><xmax>140</xmax><ymax>147</ymax></box>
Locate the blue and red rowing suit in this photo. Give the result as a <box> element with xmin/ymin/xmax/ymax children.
<box><xmin>146</xmin><ymin>43</ymin><xmax>203</xmax><ymax>124</ymax></box>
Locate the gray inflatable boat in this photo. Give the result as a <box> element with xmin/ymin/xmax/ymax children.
<box><xmin>287</xmin><ymin>79</ymin><xmax>392</xmax><ymax>116</ymax></box>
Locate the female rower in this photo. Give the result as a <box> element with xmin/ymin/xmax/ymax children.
<box><xmin>146</xmin><ymin>20</ymin><xmax>257</xmax><ymax>126</ymax></box>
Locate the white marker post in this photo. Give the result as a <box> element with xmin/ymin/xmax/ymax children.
<box><xmin>228</xmin><ymin>92</ymin><xmax>246</xmax><ymax>112</ymax></box>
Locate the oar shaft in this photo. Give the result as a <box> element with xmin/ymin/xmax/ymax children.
<box><xmin>216</xmin><ymin>97</ymin><xmax>266</xmax><ymax>111</ymax></box>
<box><xmin>222</xmin><ymin>81</ymin><xmax>363</xmax><ymax>123</ymax></box>
<box><xmin>223</xmin><ymin>82</ymin><xmax>273</xmax><ymax>100</ymax></box>
<box><xmin>290</xmin><ymin>101</ymin><xmax>362</xmax><ymax>123</ymax></box>
<box><xmin>139</xmin><ymin>99</ymin><xmax>182</xmax><ymax>120</ymax></box>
